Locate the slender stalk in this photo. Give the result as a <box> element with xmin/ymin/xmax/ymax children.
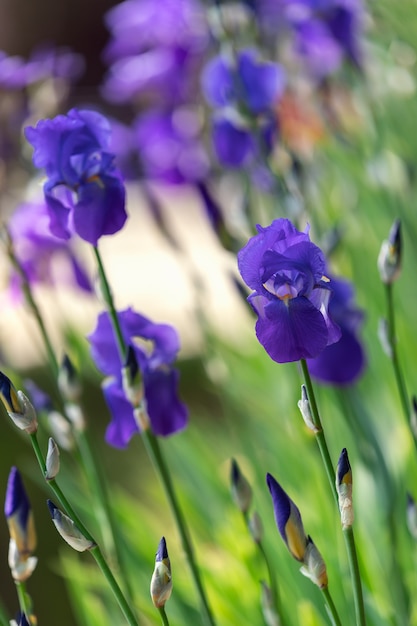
<box><xmin>321</xmin><ymin>586</ymin><xmax>343</xmax><ymax>626</ymax></box>
<box><xmin>158</xmin><ymin>606</ymin><xmax>170</xmax><ymax>626</ymax></box>
<box><xmin>300</xmin><ymin>360</ymin><xmax>366</xmax><ymax>626</ymax></box>
<box><xmin>15</xmin><ymin>581</ymin><xmax>31</xmax><ymax>621</ymax></box>
<box><xmin>5</xmin><ymin>233</ymin><xmax>134</xmax><ymax>602</ymax></box>
<box><xmin>385</xmin><ymin>284</ymin><xmax>413</xmax><ymax>429</ymax></box>
<box><xmin>93</xmin><ymin>244</ymin><xmax>216</xmax><ymax>626</ymax></box>
<box><xmin>29</xmin><ymin>432</ymin><xmax>140</xmax><ymax>626</ymax></box>
<box><xmin>142</xmin><ymin>431</ymin><xmax>216</xmax><ymax>626</ymax></box>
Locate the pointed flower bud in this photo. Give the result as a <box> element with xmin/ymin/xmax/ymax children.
<box><xmin>45</xmin><ymin>438</ymin><xmax>60</xmax><ymax>480</ymax></box>
<box><xmin>406</xmin><ymin>493</ymin><xmax>417</xmax><ymax>540</ymax></box>
<box><xmin>10</xmin><ymin>612</ymin><xmax>32</xmax><ymax>626</ymax></box>
<box><xmin>297</xmin><ymin>385</ymin><xmax>319</xmax><ymax>433</ymax></box>
<box><xmin>260</xmin><ymin>581</ymin><xmax>281</xmax><ymax>626</ymax></box>
<box><xmin>58</xmin><ymin>354</ymin><xmax>81</xmax><ymax>403</ymax></box>
<box><xmin>248</xmin><ymin>511</ymin><xmax>263</xmax><ymax>544</ymax></box>
<box><xmin>230</xmin><ymin>459</ymin><xmax>252</xmax><ymax>514</ymax></box>
<box><xmin>336</xmin><ymin>448</ymin><xmax>354</xmax><ymax>529</ymax></box>
<box><xmin>300</xmin><ymin>537</ymin><xmax>328</xmax><ymax>589</ymax></box>
<box><xmin>5</xmin><ymin>468</ymin><xmax>36</xmax><ymax>557</ymax></box>
<box><xmin>0</xmin><ymin>372</ymin><xmax>38</xmax><ymax>434</ymax></box>
<box><xmin>378</xmin><ymin>219</ymin><xmax>402</xmax><ymax>284</ymax></box>
<box><xmin>5</xmin><ymin>467</ymin><xmax>37</xmax><ymax>581</ymax></box>
<box><xmin>266</xmin><ymin>473</ymin><xmax>308</xmax><ymax>561</ymax></box>
<box><xmin>150</xmin><ymin>537</ymin><xmax>172</xmax><ymax>609</ymax></box>
<box><xmin>122</xmin><ymin>346</ymin><xmax>143</xmax><ymax>407</ymax></box>
<box><xmin>47</xmin><ymin>500</ymin><xmax>95</xmax><ymax>552</ymax></box>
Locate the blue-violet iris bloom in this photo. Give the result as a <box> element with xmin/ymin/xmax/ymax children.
<box><xmin>307</xmin><ymin>275</ymin><xmax>365</xmax><ymax>385</ymax></box>
<box><xmin>88</xmin><ymin>308</ymin><xmax>188</xmax><ymax>448</ymax></box>
<box><xmin>25</xmin><ymin>108</ymin><xmax>127</xmax><ymax>246</ymax></box>
<box><xmin>237</xmin><ymin>218</ymin><xmax>341</xmax><ymax>363</ymax></box>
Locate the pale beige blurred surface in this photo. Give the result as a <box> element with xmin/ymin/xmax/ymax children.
<box><xmin>0</xmin><ymin>182</ymin><xmax>252</xmax><ymax>369</ymax></box>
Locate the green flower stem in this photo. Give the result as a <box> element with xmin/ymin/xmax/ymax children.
<box><xmin>143</xmin><ymin>430</ymin><xmax>216</xmax><ymax>626</ymax></box>
<box><xmin>158</xmin><ymin>606</ymin><xmax>170</xmax><ymax>626</ymax></box>
<box><xmin>5</xmin><ymin>233</ymin><xmax>134</xmax><ymax>602</ymax></box>
<box><xmin>29</xmin><ymin>432</ymin><xmax>140</xmax><ymax>626</ymax></box>
<box><xmin>300</xmin><ymin>360</ymin><xmax>366</xmax><ymax>626</ymax></box>
<box><xmin>93</xmin><ymin>244</ymin><xmax>216</xmax><ymax>626</ymax></box>
<box><xmin>321</xmin><ymin>586</ymin><xmax>343</xmax><ymax>626</ymax></box>
<box><xmin>385</xmin><ymin>284</ymin><xmax>412</xmax><ymax>428</ymax></box>
<box><xmin>15</xmin><ymin>580</ymin><xmax>31</xmax><ymax>621</ymax></box>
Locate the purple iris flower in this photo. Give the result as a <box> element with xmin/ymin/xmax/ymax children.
<box><xmin>237</xmin><ymin>218</ymin><xmax>341</xmax><ymax>363</ymax></box>
<box><xmin>134</xmin><ymin>109</ymin><xmax>209</xmax><ymax>184</ymax></box>
<box><xmin>102</xmin><ymin>0</ymin><xmax>208</xmax><ymax>105</ymax></box>
<box><xmin>88</xmin><ymin>308</ymin><xmax>188</xmax><ymax>448</ymax></box>
<box><xmin>24</xmin><ymin>108</ymin><xmax>127</xmax><ymax>246</ymax></box>
<box><xmin>7</xmin><ymin>200</ymin><xmax>92</xmax><ymax>301</ymax></box>
<box><xmin>307</xmin><ymin>276</ymin><xmax>365</xmax><ymax>385</ymax></box>
<box><xmin>202</xmin><ymin>49</ymin><xmax>284</xmax><ymax>170</ymax></box>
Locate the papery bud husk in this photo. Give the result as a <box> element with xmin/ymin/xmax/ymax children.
<box><xmin>47</xmin><ymin>501</ymin><xmax>95</xmax><ymax>552</ymax></box>
<box><xmin>8</xmin><ymin>392</ymin><xmax>38</xmax><ymax>434</ymax></box>
<box><xmin>300</xmin><ymin>537</ymin><xmax>328</xmax><ymax>588</ymax></box>
<box><xmin>64</xmin><ymin>402</ymin><xmax>85</xmax><ymax>432</ymax></box>
<box><xmin>122</xmin><ymin>346</ymin><xmax>143</xmax><ymax>407</ymax></box>
<box><xmin>297</xmin><ymin>385</ymin><xmax>319</xmax><ymax>433</ymax></box>
<box><xmin>45</xmin><ymin>438</ymin><xmax>60</xmax><ymax>480</ymax></box>
<box><xmin>8</xmin><ymin>538</ymin><xmax>38</xmax><ymax>582</ymax></box>
<box><xmin>336</xmin><ymin>448</ymin><xmax>354</xmax><ymax>529</ymax></box>
<box><xmin>378</xmin><ymin>318</ymin><xmax>393</xmax><ymax>358</ymax></box>
<box><xmin>406</xmin><ymin>493</ymin><xmax>417</xmax><ymax>540</ymax></box>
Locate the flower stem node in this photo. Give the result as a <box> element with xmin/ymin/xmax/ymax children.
<box><xmin>297</xmin><ymin>384</ymin><xmax>320</xmax><ymax>433</ymax></box>
<box><xmin>150</xmin><ymin>537</ymin><xmax>172</xmax><ymax>609</ymax></box>
<box><xmin>300</xmin><ymin>537</ymin><xmax>328</xmax><ymax>589</ymax></box>
<box><xmin>45</xmin><ymin>438</ymin><xmax>60</xmax><ymax>480</ymax></box>
<box><xmin>230</xmin><ymin>458</ymin><xmax>252</xmax><ymax>514</ymax></box>
<box><xmin>0</xmin><ymin>372</ymin><xmax>38</xmax><ymax>434</ymax></box>
<box><xmin>47</xmin><ymin>500</ymin><xmax>96</xmax><ymax>552</ymax></box>
<box><xmin>377</xmin><ymin>219</ymin><xmax>402</xmax><ymax>284</ymax></box>
<box><xmin>336</xmin><ymin>448</ymin><xmax>354</xmax><ymax>529</ymax></box>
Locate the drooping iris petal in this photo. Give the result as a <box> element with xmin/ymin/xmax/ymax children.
<box><xmin>212</xmin><ymin>117</ymin><xmax>255</xmax><ymax>167</ymax></box>
<box><xmin>255</xmin><ymin>296</ymin><xmax>329</xmax><ymax>363</ymax></box>
<box><xmin>102</xmin><ymin>378</ymin><xmax>139</xmax><ymax>448</ymax></box>
<box><xmin>143</xmin><ymin>368</ymin><xmax>188</xmax><ymax>436</ymax></box>
<box><xmin>237</xmin><ymin>50</ymin><xmax>286</xmax><ymax>114</ymax></box>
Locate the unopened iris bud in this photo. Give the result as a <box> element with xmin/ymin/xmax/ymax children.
<box><xmin>406</xmin><ymin>493</ymin><xmax>417</xmax><ymax>540</ymax></box>
<box><xmin>297</xmin><ymin>385</ymin><xmax>319</xmax><ymax>433</ymax></box>
<box><xmin>150</xmin><ymin>537</ymin><xmax>172</xmax><ymax>609</ymax></box>
<box><xmin>10</xmin><ymin>612</ymin><xmax>32</xmax><ymax>626</ymax></box>
<box><xmin>45</xmin><ymin>438</ymin><xmax>60</xmax><ymax>480</ymax></box>
<box><xmin>0</xmin><ymin>372</ymin><xmax>38</xmax><ymax>434</ymax></box>
<box><xmin>47</xmin><ymin>500</ymin><xmax>95</xmax><ymax>552</ymax></box>
<box><xmin>122</xmin><ymin>346</ymin><xmax>143</xmax><ymax>407</ymax></box>
<box><xmin>260</xmin><ymin>581</ymin><xmax>280</xmax><ymax>626</ymax></box>
<box><xmin>58</xmin><ymin>354</ymin><xmax>81</xmax><ymax>402</ymax></box>
<box><xmin>300</xmin><ymin>537</ymin><xmax>328</xmax><ymax>589</ymax></box>
<box><xmin>266</xmin><ymin>473</ymin><xmax>308</xmax><ymax>562</ymax></box>
<box><xmin>336</xmin><ymin>448</ymin><xmax>354</xmax><ymax>529</ymax></box>
<box><xmin>378</xmin><ymin>219</ymin><xmax>402</xmax><ymax>284</ymax></box>
<box><xmin>5</xmin><ymin>468</ymin><xmax>36</xmax><ymax>558</ymax></box>
<box><xmin>5</xmin><ymin>467</ymin><xmax>37</xmax><ymax>581</ymax></box>
<box><xmin>230</xmin><ymin>458</ymin><xmax>252</xmax><ymax>514</ymax></box>
<box><xmin>248</xmin><ymin>511</ymin><xmax>263</xmax><ymax>543</ymax></box>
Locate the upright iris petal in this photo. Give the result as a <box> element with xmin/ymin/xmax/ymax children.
<box><xmin>88</xmin><ymin>308</ymin><xmax>188</xmax><ymax>448</ymax></box>
<box><xmin>24</xmin><ymin>108</ymin><xmax>127</xmax><ymax>246</ymax></box>
<box><xmin>238</xmin><ymin>218</ymin><xmax>341</xmax><ymax>363</ymax></box>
